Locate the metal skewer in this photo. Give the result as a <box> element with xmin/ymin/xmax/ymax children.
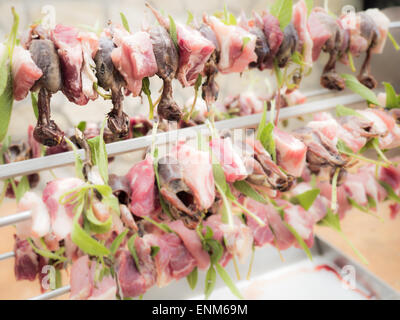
<box><xmin>0</xmin><ymin>93</ymin><xmax>365</xmax><ymax>180</ymax></box>
<box><xmin>29</xmin><ymin>285</ymin><xmax>71</xmax><ymax>300</ymax></box>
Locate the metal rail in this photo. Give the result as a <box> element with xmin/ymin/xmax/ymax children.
<box><xmin>0</xmin><ymin>93</ymin><xmax>364</xmax><ymax>180</ymax></box>
<box><xmin>29</xmin><ymin>285</ymin><xmax>71</xmax><ymax>300</ymax></box>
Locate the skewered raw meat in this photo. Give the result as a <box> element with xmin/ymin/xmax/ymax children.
<box><xmin>28</xmin><ymin>34</ymin><xmax>64</xmax><ymax>146</ymax></box>
<box><xmin>308</xmin><ymin>8</ymin><xmax>349</xmax><ymax>90</ymax></box>
<box><xmin>42</xmin><ymin>178</ymin><xmax>84</xmax><ymax>241</ymax></box>
<box><xmin>340</xmin><ymin>9</ymin><xmax>390</xmax><ymax>89</ymax></box>
<box><xmin>52</xmin><ymin>24</ymin><xmax>88</xmax><ymax>105</ymax></box>
<box><xmin>204</xmin><ymin>15</ymin><xmax>257</xmax><ymax>74</ymax></box>
<box><xmin>95</xmin><ymin>36</ymin><xmax>130</xmax><ymax>138</ymax></box>
<box><xmin>258</xmin><ymin>11</ymin><xmax>284</xmax><ymax>69</ymax></box>
<box><xmin>238</xmin><ymin>12</ymin><xmax>270</xmax><ymax>71</ymax></box>
<box><xmin>292</xmin><ymin>0</ymin><xmax>313</xmax><ymax>67</ymax></box>
<box><xmin>199</xmin><ymin>23</ymin><xmax>220</xmax><ymax>106</ymax></box>
<box><xmin>78</xmin><ymin>31</ymin><xmax>99</xmax><ymax>101</ymax></box>
<box><xmin>276</xmin><ymin>23</ymin><xmax>299</xmax><ymax>69</ymax></box>
<box><xmin>210</xmin><ymin>137</ymin><xmax>248</xmax><ymax>183</ymax></box>
<box><xmin>146</xmin><ymin>3</ymin><xmax>215</xmax><ymax>88</ymax></box>
<box><xmin>158</xmin><ymin>143</ymin><xmax>215</xmax><ymax>229</ymax></box>
<box><xmin>14</xmin><ymin>236</ymin><xmax>39</xmax><ymax>281</ymax></box>
<box><xmin>247</xmin><ymin>139</ymin><xmax>295</xmax><ymax>191</ymax></box>
<box><xmin>125</xmin><ymin>155</ymin><xmax>158</xmax><ymax>218</ymax></box>
<box><xmin>11</xmin><ymin>46</ymin><xmax>43</xmax><ymax>101</ymax></box>
<box><xmin>147</xmin><ymin>25</ymin><xmax>182</xmax><ymax>121</ymax></box>
<box><xmin>110</xmin><ymin>27</ymin><xmax>158</xmax><ymax>96</ymax></box>
<box><xmin>274</xmin><ymin>127</ymin><xmax>307</xmax><ymax>178</ymax></box>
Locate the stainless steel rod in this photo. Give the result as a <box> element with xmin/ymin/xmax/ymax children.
<box><xmin>29</xmin><ymin>285</ymin><xmax>71</xmax><ymax>300</ymax></box>
<box><xmin>0</xmin><ymin>251</ymin><xmax>15</xmax><ymax>261</ymax></box>
<box><xmin>0</xmin><ymin>93</ymin><xmax>365</xmax><ymax>181</ymax></box>
<box><xmin>390</xmin><ymin>21</ymin><xmax>400</xmax><ymax>28</ymax></box>
<box><xmin>0</xmin><ymin>210</ymin><xmax>32</xmax><ymax>227</ymax></box>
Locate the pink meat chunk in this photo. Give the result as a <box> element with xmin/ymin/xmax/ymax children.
<box><xmin>111</xmin><ymin>30</ymin><xmax>158</xmax><ymax>96</ymax></box>
<box><xmin>52</xmin><ymin>24</ymin><xmax>88</xmax><ymax>105</ymax></box>
<box><xmin>280</xmin><ymin>201</ymin><xmax>314</xmax><ymax>248</ymax></box>
<box><xmin>115</xmin><ymin>249</ymin><xmax>147</xmax><ymax>298</ymax></box>
<box><xmin>307</xmin><ymin>8</ymin><xmax>332</xmax><ymax>61</ymax></box>
<box><xmin>70</xmin><ymin>255</ymin><xmax>117</xmax><ymax>300</ymax></box>
<box><xmin>285</xmin><ymin>90</ymin><xmax>307</xmax><ymax>106</ymax></box>
<box><xmin>14</xmin><ymin>236</ymin><xmax>39</xmax><ymax>281</ymax></box>
<box><xmin>168</xmin><ymin>220</ymin><xmax>210</xmax><ymax>270</ymax></box>
<box><xmin>370</xmin><ymin>109</ymin><xmax>400</xmax><ymax>149</ymax></box>
<box><xmin>365</xmin><ymin>9</ymin><xmax>390</xmax><ymax>54</ymax></box>
<box><xmin>175</xmin><ymin>143</ymin><xmax>215</xmax><ymax>210</ymax></box>
<box><xmin>210</xmin><ymin>137</ymin><xmax>247</xmax><ymax>183</ymax></box>
<box><xmin>220</xmin><ymin>216</ymin><xmax>253</xmax><ymax>264</ymax></box>
<box><xmin>176</xmin><ymin>23</ymin><xmax>215</xmax><ymax>87</ymax></box>
<box><xmin>164</xmin><ymin>233</ymin><xmax>197</xmax><ymax>280</ymax></box>
<box><xmin>239</xmin><ymin>91</ymin><xmax>264</xmax><ymax>115</ymax></box>
<box><xmin>261</xmin><ymin>12</ymin><xmax>284</xmax><ymax>56</ymax></box>
<box><xmin>207</xmin><ymin>16</ymin><xmax>257</xmax><ymax>74</ymax></box>
<box><xmin>70</xmin><ymin>255</ymin><xmax>93</xmax><ymax>300</ymax></box>
<box><xmin>42</xmin><ymin>178</ymin><xmax>84</xmax><ymax>241</ymax></box>
<box><xmin>12</xmin><ymin>46</ymin><xmax>43</xmax><ymax>101</ymax></box>
<box><xmin>78</xmin><ymin>31</ymin><xmax>99</xmax><ymax>100</ymax></box>
<box><xmin>313</xmin><ymin>112</ymin><xmax>366</xmax><ymax>153</ymax></box>
<box><xmin>379</xmin><ymin>165</ymin><xmax>400</xmax><ymax>190</ymax></box>
<box><xmin>146</xmin><ymin>232</ymin><xmax>197</xmax><ymax>285</ymax></box>
<box><xmin>89</xmin><ymin>275</ymin><xmax>117</xmax><ymax>300</ymax></box>
<box><xmin>274</xmin><ymin>127</ymin><xmax>307</xmax><ymax>177</ymax></box>
<box><xmin>126</xmin><ymin>156</ymin><xmax>158</xmax><ymax>217</ymax></box>
<box><xmin>134</xmin><ymin>236</ymin><xmax>157</xmax><ymax>290</ymax></box>
<box><xmin>17</xmin><ymin>192</ymin><xmax>50</xmax><ymax>239</ymax></box>
<box><xmin>243</xmin><ymin>198</ymin><xmax>274</xmax><ymax>247</ymax></box>
<box><xmin>143</xmin><ymin>234</ymin><xmax>172</xmax><ymax>287</ymax></box>
<box><xmin>264</xmin><ymin>204</ymin><xmax>295</xmax><ymax>250</ymax></box>
<box><xmin>293</xmin><ymin>0</ymin><xmax>314</xmax><ymax>66</ymax></box>
<box><xmin>291</xmin><ymin>183</ymin><xmax>329</xmax><ymax>223</ymax></box>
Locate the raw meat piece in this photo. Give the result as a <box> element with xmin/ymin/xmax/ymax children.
<box><xmin>52</xmin><ymin>24</ymin><xmax>88</xmax><ymax>105</ymax></box>
<box><xmin>274</xmin><ymin>127</ymin><xmax>307</xmax><ymax>177</ymax></box>
<box><xmin>126</xmin><ymin>156</ymin><xmax>158</xmax><ymax>217</ymax></box>
<box><xmin>206</xmin><ymin>16</ymin><xmax>257</xmax><ymax>74</ymax></box>
<box><xmin>12</xmin><ymin>46</ymin><xmax>43</xmax><ymax>101</ymax></box>
<box><xmin>42</xmin><ymin>178</ymin><xmax>84</xmax><ymax>241</ymax></box>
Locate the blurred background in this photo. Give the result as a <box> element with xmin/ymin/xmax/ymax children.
<box><xmin>0</xmin><ymin>0</ymin><xmax>400</xmax><ymax>299</ymax></box>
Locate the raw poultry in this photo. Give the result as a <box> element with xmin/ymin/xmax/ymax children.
<box><xmin>10</xmin><ymin>103</ymin><xmax>400</xmax><ymax>299</ymax></box>
<box><xmin>8</xmin><ymin>2</ymin><xmax>392</xmax><ymax>147</ymax></box>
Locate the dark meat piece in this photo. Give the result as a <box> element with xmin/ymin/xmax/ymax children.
<box><xmin>199</xmin><ymin>24</ymin><xmax>220</xmax><ymax>106</ymax></box>
<box><xmin>14</xmin><ymin>236</ymin><xmax>39</xmax><ymax>281</ymax></box>
<box><xmin>157</xmin><ymin>156</ymin><xmax>202</xmax><ymax>229</ymax></box>
<box><xmin>33</xmin><ymin>88</ymin><xmax>64</xmax><ymax>146</ymax></box>
<box><xmin>357</xmin><ymin>12</ymin><xmax>379</xmax><ymax>89</ymax></box>
<box><xmin>115</xmin><ymin>249</ymin><xmax>146</xmax><ymax>298</ymax></box>
<box><xmin>293</xmin><ymin>127</ymin><xmax>347</xmax><ymax>174</ymax></box>
<box><xmin>94</xmin><ymin>37</ymin><xmax>129</xmax><ymax>139</ymax></box>
<box><xmin>29</xmin><ymin>39</ymin><xmax>64</xmax><ymax>146</ymax></box>
<box><xmin>29</xmin><ymin>40</ymin><xmax>62</xmax><ymax>93</ymax></box>
<box><xmin>109</xmin><ymin>174</ymin><xmax>131</xmax><ymax>205</ymax></box>
<box><xmin>276</xmin><ymin>23</ymin><xmax>298</xmax><ymax>68</ymax></box>
<box><xmin>309</xmin><ymin>8</ymin><xmax>348</xmax><ymax>91</ymax></box>
<box><xmin>250</xmin><ymin>140</ymin><xmax>295</xmax><ymax>192</ymax></box>
<box><xmin>249</xmin><ymin>26</ymin><xmax>270</xmax><ymax>70</ymax></box>
<box><xmin>148</xmin><ymin>26</ymin><xmax>182</xmax><ymax>121</ymax></box>
<box><xmin>338</xmin><ymin>115</ymin><xmax>380</xmax><ymax>138</ymax></box>
<box><xmin>157</xmin><ymin>80</ymin><xmax>182</xmax><ymax>121</ymax></box>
